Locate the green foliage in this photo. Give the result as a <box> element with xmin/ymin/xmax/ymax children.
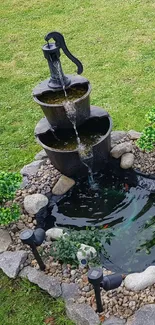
<box><xmin>0</xmin><ymin>203</ymin><xmax>20</xmax><ymax>226</ymax></box>
<box><xmin>137</xmin><ymin>107</ymin><xmax>155</xmax><ymax>152</ymax></box>
<box><xmin>0</xmin><ymin>171</ymin><xmax>22</xmax><ymax>203</ymax></box>
<box><xmin>0</xmin><ymin>171</ymin><xmax>21</xmax><ymax>225</ymax></box>
<box><xmin>50</xmin><ymin>227</ymin><xmax>114</xmax><ymax>265</ymax></box>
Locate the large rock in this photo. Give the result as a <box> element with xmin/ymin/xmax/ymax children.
<box><xmin>46</xmin><ymin>227</ymin><xmax>65</xmax><ymax>241</ymax></box>
<box><xmin>77</xmin><ymin>244</ymin><xmax>97</xmax><ymax>267</ymax></box>
<box><xmin>0</xmin><ymin>250</ymin><xmax>28</xmax><ymax>278</ymax></box>
<box><xmin>124</xmin><ymin>266</ymin><xmax>155</xmax><ymax>291</ymax></box>
<box><xmin>0</xmin><ymin>229</ymin><xmax>12</xmax><ymax>253</ymax></box>
<box><xmin>35</xmin><ymin>149</ymin><xmax>48</xmax><ymax>160</ymax></box>
<box><xmin>111</xmin><ymin>142</ymin><xmax>132</xmax><ymax>159</ymax></box>
<box><xmin>20</xmin><ymin>266</ymin><xmax>61</xmax><ymax>298</ymax></box>
<box><xmin>126</xmin><ymin>304</ymin><xmax>155</xmax><ymax>325</ymax></box>
<box><xmin>66</xmin><ymin>303</ymin><xmax>100</xmax><ymax>325</ymax></box>
<box><xmin>20</xmin><ymin>160</ymin><xmax>45</xmax><ymax>177</ymax></box>
<box><xmin>120</xmin><ymin>153</ymin><xmax>134</xmax><ymax>169</ymax></box>
<box><xmin>103</xmin><ymin>317</ymin><xmax>126</xmax><ymax>325</ymax></box>
<box><xmin>62</xmin><ymin>283</ymin><xmax>80</xmax><ymax>302</ymax></box>
<box><xmin>128</xmin><ymin>130</ymin><xmax>141</xmax><ymax>140</ymax></box>
<box><xmin>24</xmin><ymin>193</ymin><xmax>48</xmax><ymax>214</ymax></box>
<box><xmin>52</xmin><ymin>175</ymin><xmax>75</xmax><ymax>195</ymax></box>
<box><xmin>111</xmin><ymin>131</ymin><xmax>127</xmax><ymax>148</ymax></box>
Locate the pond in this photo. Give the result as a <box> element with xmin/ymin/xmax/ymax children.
<box><xmin>46</xmin><ymin>167</ymin><xmax>155</xmax><ymax>273</ymax></box>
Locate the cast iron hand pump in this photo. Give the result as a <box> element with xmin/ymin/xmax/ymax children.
<box><xmin>42</xmin><ymin>31</ymin><xmax>83</xmax><ymax>89</ymax></box>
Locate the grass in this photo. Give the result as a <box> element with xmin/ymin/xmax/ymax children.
<box><xmin>0</xmin><ymin>270</ymin><xmax>75</xmax><ymax>325</ymax></box>
<box><xmin>0</xmin><ymin>0</ymin><xmax>155</xmax><ymax>171</ymax></box>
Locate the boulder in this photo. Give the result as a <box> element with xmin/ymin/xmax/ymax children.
<box><xmin>0</xmin><ymin>250</ymin><xmax>28</xmax><ymax>278</ymax></box>
<box><xmin>20</xmin><ymin>160</ymin><xmax>45</xmax><ymax>177</ymax></box>
<box><xmin>52</xmin><ymin>175</ymin><xmax>75</xmax><ymax>195</ymax></box>
<box><xmin>35</xmin><ymin>149</ymin><xmax>48</xmax><ymax>160</ymax></box>
<box><xmin>24</xmin><ymin>193</ymin><xmax>48</xmax><ymax>214</ymax></box>
<box><xmin>124</xmin><ymin>266</ymin><xmax>155</xmax><ymax>291</ymax></box>
<box><xmin>111</xmin><ymin>131</ymin><xmax>127</xmax><ymax>148</ymax></box>
<box><xmin>46</xmin><ymin>227</ymin><xmax>65</xmax><ymax>240</ymax></box>
<box><xmin>120</xmin><ymin>153</ymin><xmax>134</xmax><ymax>169</ymax></box>
<box><xmin>111</xmin><ymin>142</ymin><xmax>132</xmax><ymax>159</ymax></box>
<box><xmin>77</xmin><ymin>244</ymin><xmax>97</xmax><ymax>266</ymax></box>
<box><xmin>62</xmin><ymin>283</ymin><xmax>80</xmax><ymax>302</ymax></box>
<box><xmin>103</xmin><ymin>317</ymin><xmax>126</xmax><ymax>325</ymax></box>
<box><xmin>128</xmin><ymin>130</ymin><xmax>141</xmax><ymax>140</ymax></box>
<box><xmin>0</xmin><ymin>229</ymin><xmax>12</xmax><ymax>253</ymax></box>
<box><xmin>20</xmin><ymin>266</ymin><xmax>61</xmax><ymax>298</ymax></box>
<box><xmin>66</xmin><ymin>303</ymin><xmax>100</xmax><ymax>325</ymax></box>
<box><xmin>126</xmin><ymin>304</ymin><xmax>155</xmax><ymax>325</ymax></box>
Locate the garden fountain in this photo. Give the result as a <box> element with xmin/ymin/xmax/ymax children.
<box><xmin>32</xmin><ymin>31</ymin><xmax>155</xmax><ymax>273</ymax></box>
<box><xmin>33</xmin><ymin>31</ymin><xmax>112</xmax><ymax>177</ymax></box>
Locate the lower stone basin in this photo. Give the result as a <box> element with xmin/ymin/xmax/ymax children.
<box><xmin>35</xmin><ymin>106</ymin><xmax>112</xmax><ymax>176</ymax></box>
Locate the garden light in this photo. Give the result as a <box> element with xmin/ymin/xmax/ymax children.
<box><xmin>20</xmin><ymin>228</ymin><xmax>45</xmax><ymax>271</ymax></box>
<box><xmin>88</xmin><ymin>267</ymin><xmax>123</xmax><ymax>313</ymax></box>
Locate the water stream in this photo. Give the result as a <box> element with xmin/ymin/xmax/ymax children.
<box><xmin>55</xmin><ymin>60</ymin><xmax>95</xmax><ymax>185</ymax></box>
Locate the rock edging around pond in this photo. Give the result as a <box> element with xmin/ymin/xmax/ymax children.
<box><xmin>0</xmin><ymin>250</ymin><xmax>155</xmax><ymax>325</ymax></box>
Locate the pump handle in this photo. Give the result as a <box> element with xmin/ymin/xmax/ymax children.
<box><xmin>44</xmin><ymin>31</ymin><xmax>83</xmax><ymax>74</ymax></box>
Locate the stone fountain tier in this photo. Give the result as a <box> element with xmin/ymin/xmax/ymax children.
<box><xmin>35</xmin><ymin>106</ymin><xmax>112</xmax><ymax>177</ymax></box>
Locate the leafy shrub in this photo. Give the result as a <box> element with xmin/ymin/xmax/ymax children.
<box><xmin>50</xmin><ymin>227</ymin><xmax>114</xmax><ymax>266</ymax></box>
<box><xmin>0</xmin><ymin>171</ymin><xmax>21</xmax><ymax>225</ymax></box>
<box><xmin>137</xmin><ymin>107</ymin><xmax>155</xmax><ymax>152</ymax></box>
<box><xmin>0</xmin><ymin>203</ymin><xmax>20</xmax><ymax>226</ymax></box>
<box><xmin>0</xmin><ymin>171</ymin><xmax>22</xmax><ymax>203</ymax></box>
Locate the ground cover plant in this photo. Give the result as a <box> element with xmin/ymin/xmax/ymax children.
<box><xmin>0</xmin><ymin>0</ymin><xmax>155</xmax><ymax>171</ymax></box>
<box><xmin>50</xmin><ymin>227</ymin><xmax>114</xmax><ymax>266</ymax></box>
<box><xmin>0</xmin><ymin>171</ymin><xmax>21</xmax><ymax>225</ymax></box>
<box><xmin>0</xmin><ymin>270</ymin><xmax>75</xmax><ymax>325</ymax></box>
<box><xmin>137</xmin><ymin>107</ymin><xmax>155</xmax><ymax>151</ymax></box>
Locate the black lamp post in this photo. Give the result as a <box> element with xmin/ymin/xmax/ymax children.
<box><xmin>88</xmin><ymin>267</ymin><xmax>123</xmax><ymax>313</ymax></box>
<box><xmin>20</xmin><ymin>228</ymin><xmax>46</xmax><ymax>271</ymax></box>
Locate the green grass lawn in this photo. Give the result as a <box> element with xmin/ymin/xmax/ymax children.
<box><xmin>0</xmin><ymin>0</ymin><xmax>155</xmax><ymax>171</ymax></box>
<box><xmin>0</xmin><ymin>270</ymin><xmax>75</xmax><ymax>325</ymax></box>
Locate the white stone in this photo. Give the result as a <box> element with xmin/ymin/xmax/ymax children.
<box><xmin>120</xmin><ymin>153</ymin><xmax>134</xmax><ymax>169</ymax></box>
<box><xmin>0</xmin><ymin>229</ymin><xmax>12</xmax><ymax>253</ymax></box>
<box><xmin>52</xmin><ymin>175</ymin><xmax>75</xmax><ymax>195</ymax></box>
<box><xmin>111</xmin><ymin>142</ymin><xmax>133</xmax><ymax>159</ymax></box>
<box><xmin>46</xmin><ymin>227</ymin><xmax>65</xmax><ymax>241</ymax></box>
<box><xmin>128</xmin><ymin>130</ymin><xmax>141</xmax><ymax>140</ymax></box>
<box><xmin>124</xmin><ymin>266</ymin><xmax>155</xmax><ymax>291</ymax></box>
<box><xmin>24</xmin><ymin>193</ymin><xmax>48</xmax><ymax>214</ymax></box>
<box><xmin>77</xmin><ymin>244</ymin><xmax>97</xmax><ymax>266</ymax></box>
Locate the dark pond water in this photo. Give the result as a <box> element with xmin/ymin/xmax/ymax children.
<box><xmin>46</xmin><ymin>168</ymin><xmax>155</xmax><ymax>273</ymax></box>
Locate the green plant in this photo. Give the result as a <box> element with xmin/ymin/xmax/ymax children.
<box><xmin>0</xmin><ymin>203</ymin><xmax>20</xmax><ymax>226</ymax></box>
<box><xmin>50</xmin><ymin>227</ymin><xmax>114</xmax><ymax>265</ymax></box>
<box><xmin>0</xmin><ymin>171</ymin><xmax>22</xmax><ymax>203</ymax></box>
<box><xmin>0</xmin><ymin>171</ymin><xmax>21</xmax><ymax>225</ymax></box>
<box><xmin>137</xmin><ymin>107</ymin><xmax>155</xmax><ymax>152</ymax></box>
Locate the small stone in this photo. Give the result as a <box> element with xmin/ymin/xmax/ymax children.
<box><xmin>124</xmin><ymin>266</ymin><xmax>155</xmax><ymax>291</ymax></box>
<box><xmin>52</xmin><ymin>175</ymin><xmax>75</xmax><ymax>195</ymax></box>
<box><xmin>128</xmin><ymin>130</ymin><xmax>141</xmax><ymax>140</ymax></box>
<box><xmin>35</xmin><ymin>149</ymin><xmax>48</xmax><ymax>160</ymax></box>
<box><xmin>120</xmin><ymin>153</ymin><xmax>134</xmax><ymax>169</ymax></box>
<box><xmin>111</xmin><ymin>142</ymin><xmax>133</xmax><ymax>159</ymax></box>
<box><xmin>111</xmin><ymin>131</ymin><xmax>127</xmax><ymax>148</ymax></box>
<box><xmin>0</xmin><ymin>251</ymin><xmax>28</xmax><ymax>278</ymax></box>
<box><xmin>20</xmin><ymin>160</ymin><xmax>46</xmax><ymax>177</ymax></box>
<box><xmin>0</xmin><ymin>229</ymin><xmax>12</xmax><ymax>253</ymax></box>
<box><xmin>46</xmin><ymin>227</ymin><xmax>65</xmax><ymax>241</ymax></box>
<box><xmin>24</xmin><ymin>193</ymin><xmax>48</xmax><ymax>214</ymax></box>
